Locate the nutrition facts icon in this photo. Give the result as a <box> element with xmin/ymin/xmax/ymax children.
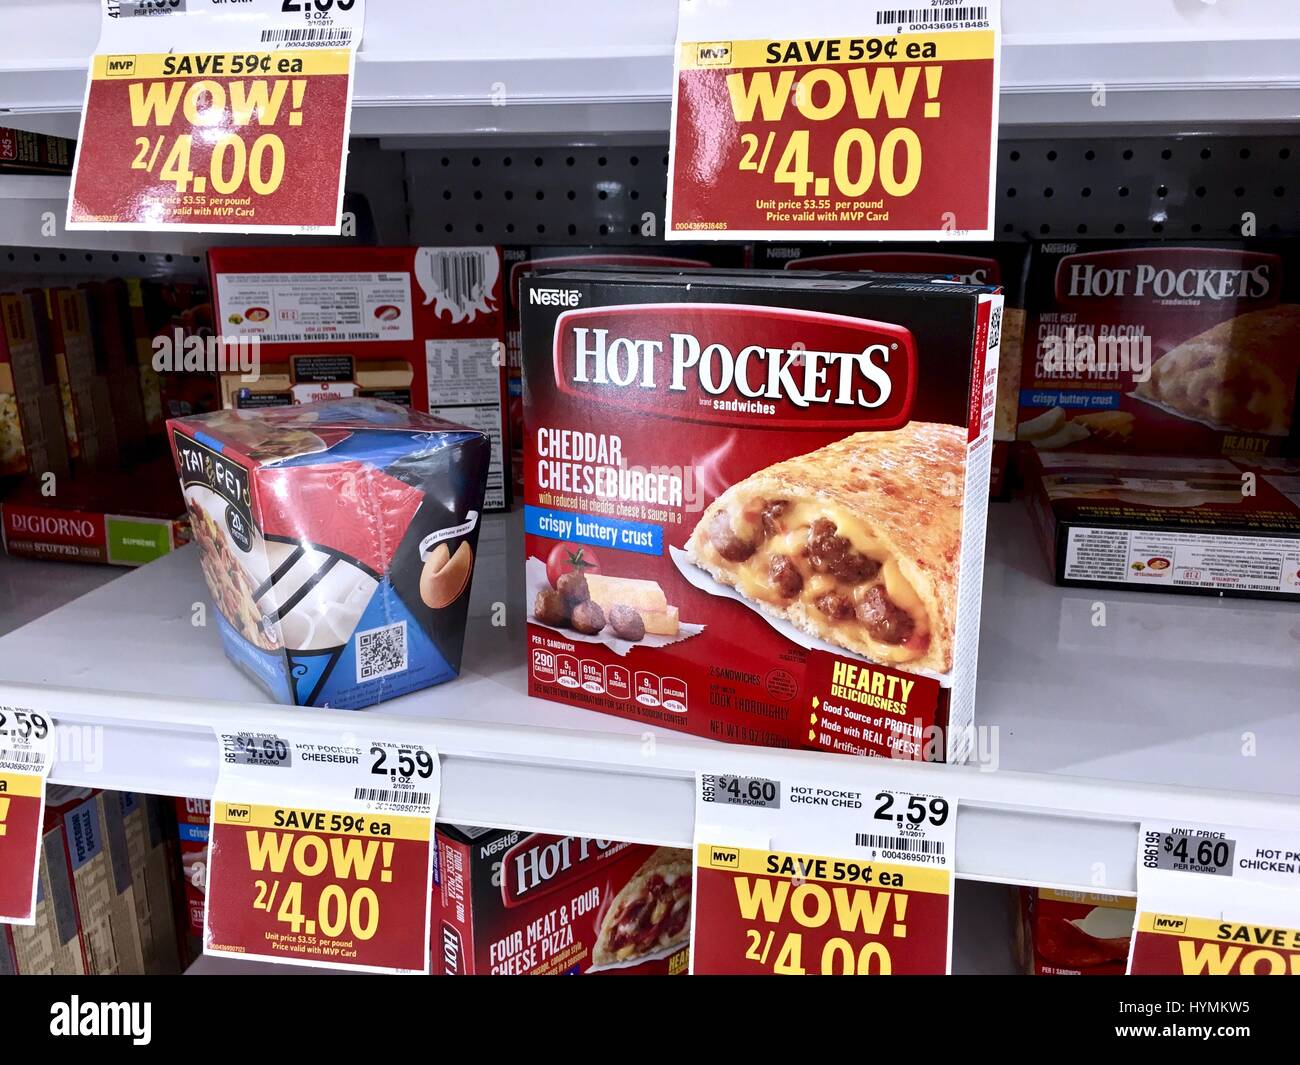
<box><xmin>580</xmin><ymin>660</ymin><xmax>605</xmax><ymax>694</ymax></box>
<box><xmin>661</xmin><ymin>677</ymin><xmax>688</xmax><ymax>713</ymax></box>
<box><xmin>556</xmin><ymin>654</ymin><xmax>580</xmax><ymax>688</ymax></box>
<box><xmin>634</xmin><ymin>671</ymin><xmax>661</xmax><ymax>707</ymax></box>
<box><xmin>530</xmin><ymin>648</ymin><xmax>557</xmax><ymax>684</ymax></box>
<box><xmin>605</xmin><ymin>664</ymin><xmax>631</xmax><ymax>701</ymax></box>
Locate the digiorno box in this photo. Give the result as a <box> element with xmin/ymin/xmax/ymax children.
<box><xmin>521</xmin><ymin>268</ymin><xmax>1002</xmax><ymax>763</ymax></box>
<box><xmin>167</xmin><ymin>399</ymin><xmax>490</xmax><ymax>709</ymax></box>
<box><xmin>753</xmin><ymin>242</ymin><xmax>1030</xmax><ymax>498</ymax></box>
<box><xmin>432</xmin><ymin>825</ymin><xmax>691</xmax><ymax>975</ymax></box>
<box><xmin>1015</xmin><ymin>887</ymin><xmax>1135</xmax><ymax>976</ymax></box>
<box><xmin>1023</xmin><ymin>448</ymin><xmax>1300</xmax><ymax>601</ymax></box>
<box><xmin>209</xmin><ymin>246</ymin><xmax>511</xmax><ymax>510</ymax></box>
<box><xmin>1018</xmin><ymin>240</ymin><xmax>1300</xmax><ymax>458</ymax></box>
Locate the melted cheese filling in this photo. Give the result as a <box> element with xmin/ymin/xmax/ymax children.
<box><xmin>699</xmin><ymin>495</ymin><xmax>929</xmax><ymax>664</ymax></box>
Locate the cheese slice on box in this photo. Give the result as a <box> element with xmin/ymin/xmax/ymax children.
<box><xmin>584</xmin><ymin>574</ymin><xmax>679</xmax><ymax>635</ymax></box>
<box><xmin>586</xmin><ymin>574</ymin><xmax>668</xmax><ymax>612</ymax></box>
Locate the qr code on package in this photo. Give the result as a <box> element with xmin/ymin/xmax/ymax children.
<box><xmin>356</xmin><ymin>621</ymin><xmax>408</xmax><ymax>682</ymax></box>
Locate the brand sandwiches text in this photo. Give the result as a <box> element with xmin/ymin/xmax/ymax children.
<box><xmin>567</xmin><ymin>326</ymin><xmax>896</xmax><ymax>409</ymax></box>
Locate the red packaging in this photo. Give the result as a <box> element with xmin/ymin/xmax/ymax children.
<box><xmin>209</xmin><ymin>246</ymin><xmax>510</xmax><ymax>509</ymax></box>
<box><xmin>503</xmin><ymin>245</ymin><xmax>750</xmax><ymax>495</ymax></box>
<box><xmin>173</xmin><ymin>797</ymin><xmax>210</xmax><ymax>941</ymax></box>
<box><xmin>753</xmin><ymin>242</ymin><xmax>1030</xmax><ymax>497</ymax></box>
<box><xmin>1018</xmin><ymin>240</ymin><xmax>1300</xmax><ymax>458</ymax></box>
<box><xmin>522</xmin><ymin>267</ymin><xmax>1001</xmax><ymax>763</ymax></box>
<box><xmin>432</xmin><ymin>824</ymin><xmax>691</xmax><ymax>975</ymax></box>
<box><xmin>1017</xmin><ymin>887</ymin><xmax>1135</xmax><ymax>976</ymax></box>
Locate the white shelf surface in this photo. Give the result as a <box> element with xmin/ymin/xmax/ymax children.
<box><xmin>2</xmin><ymin>0</ymin><xmax>1300</xmax><ymax>141</ymax></box>
<box><xmin>1</xmin><ymin>502</ymin><xmax>1297</xmax><ymax>896</ymax></box>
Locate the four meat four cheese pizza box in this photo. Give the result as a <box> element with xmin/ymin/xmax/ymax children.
<box><xmin>1023</xmin><ymin>447</ymin><xmax>1300</xmax><ymax>601</ymax></box>
<box><xmin>1014</xmin><ymin>887</ymin><xmax>1135</xmax><ymax>977</ymax></box>
<box><xmin>208</xmin><ymin>246</ymin><xmax>511</xmax><ymax>511</ymax></box>
<box><xmin>521</xmin><ymin>267</ymin><xmax>1003</xmax><ymax>764</ymax></box>
<box><xmin>431</xmin><ymin>824</ymin><xmax>692</xmax><ymax>975</ymax></box>
<box><xmin>1016</xmin><ymin>240</ymin><xmax>1300</xmax><ymax>460</ymax></box>
<box><xmin>752</xmin><ymin>242</ymin><xmax>1032</xmax><ymax>499</ymax></box>
<box><xmin>166</xmin><ymin>398</ymin><xmax>491</xmax><ymax>710</ymax></box>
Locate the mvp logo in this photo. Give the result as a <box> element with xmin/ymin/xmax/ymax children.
<box><xmin>223</xmin><ymin>805</ymin><xmax>251</xmax><ymax>822</ymax></box>
<box><xmin>710</xmin><ymin>847</ymin><xmax>740</xmax><ymax>868</ymax></box>
<box><xmin>106</xmin><ymin>55</ymin><xmax>137</xmax><ymax>77</ymax></box>
<box><xmin>1153</xmin><ymin>914</ymin><xmax>1188</xmax><ymax>933</ymax></box>
<box><xmin>696</xmin><ymin>42</ymin><xmax>733</xmax><ymax>66</ymax></box>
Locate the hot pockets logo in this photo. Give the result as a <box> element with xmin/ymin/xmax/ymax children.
<box><xmin>499</xmin><ymin>833</ymin><xmax>624</xmax><ymax>909</ymax></box>
<box><xmin>1054</xmin><ymin>247</ymin><xmax>1281</xmax><ymax>306</ymax></box>
<box><xmin>552</xmin><ymin>303</ymin><xmax>916</xmax><ymax>430</ymax></box>
<box><xmin>788</xmin><ymin>252</ymin><xmax>1000</xmax><ymax>286</ymax></box>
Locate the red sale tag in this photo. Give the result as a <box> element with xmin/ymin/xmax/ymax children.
<box><xmin>1130</xmin><ymin>913</ymin><xmax>1300</xmax><ymax>976</ymax></box>
<box><xmin>205</xmin><ymin>726</ymin><xmax>438</xmax><ymax>973</ymax></box>
<box><xmin>0</xmin><ymin>709</ymin><xmax>56</xmax><ymax>926</ymax></box>
<box><xmin>68</xmin><ymin>0</ymin><xmax>364</xmax><ymax>233</ymax></box>
<box><xmin>0</xmin><ymin>774</ymin><xmax>46</xmax><ymax>925</ymax></box>
<box><xmin>692</xmin><ymin>843</ymin><xmax>951</xmax><ymax>974</ymax></box>
<box><xmin>691</xmin><ymin>771</ymin><xmax>956</xmax><ymax>974</ymax></box>
<box><xmin>667</xmin><ymin>0</ymin><xmax>1000</xmax><ymax>240</ymax></box>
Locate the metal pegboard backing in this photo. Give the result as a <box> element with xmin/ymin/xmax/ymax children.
<box><xmin>997</xmin><ymin>131</ymin><xmax>1300</xmax><ymax>239</ymax></box>
<box><xmin>405</xmin><ymin>146</ymin><xmax>670</xmax><ymax>245</ymax></box>
<box><xmin>0</xmin><ymin>248</ymin><xmax>206</xmax><ymax>286</ymax></box>
<box><xmin>405</xmin><ymin>134</ymin><xmax>1300</xmax><ymax>244</ymax></box>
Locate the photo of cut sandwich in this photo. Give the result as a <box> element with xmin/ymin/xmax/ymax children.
<box><xmin>684</xmin><ymin>422</ymin><xmax>964</xmax><ymax>674</ymax></box>
<box><xmin>591</xmin><ymin>847</ymin><xmax>692</xmax><ymax>968</ymax></box>
<box><xmin>185</xmin><ymin>494</ymin><xmax>281</xmax><ymax>652</ymax></box>
<box><xmin>1131</xmin><ymin>304</ymin><xmax>1300</xmax><ymax>435</ymax></box>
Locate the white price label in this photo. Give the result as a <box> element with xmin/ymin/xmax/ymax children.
<box><xmin>1129</xmin><ymin>820</ymin><xmax>1300</xmax><ymax>975</ymax></box>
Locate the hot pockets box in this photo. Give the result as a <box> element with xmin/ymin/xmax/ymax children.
<box><xmin>167</xmin><ymin>399</ymin><xmax>490</xmax><ymax>709</ymax></box>
<box><xmin>432</xmin><ymin>824</ymin><xmax>691</xmax><ymax>975</ymax></box>
<box><xmin>1015</xmin><ymin>888</ymin><xmax>1135</xmax><ymax>976</ymax></box>
<box><xmin>521</xmin><ymin>268</ymin><xmax>1002</xmax><ymax>763</ymax></box>
<box><xmin>209</xmin><ymin>246</ymin><xmax>510</xmax><ymax>510</ymax></box>
<box><xmin>1018</xmin><ymin>240</ymin><xmax>1300</xmax><ymax>458</ymax></box>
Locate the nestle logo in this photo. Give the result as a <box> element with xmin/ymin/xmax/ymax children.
<box><xmin>529</xmin><ymin>287</ymin><xmax>580</xmax><ymax>308</ymax></box>
<box><xmin>551</xmin><ymin>303</ymin><xmax>915</xmax><ymax>431</ymax></box>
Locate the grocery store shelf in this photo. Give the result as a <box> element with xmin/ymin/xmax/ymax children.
<box><xmin>1</xmin><ymin>502</ymin><xmax>1297</xmax><ymax>896</ymax></box>
<box><xmin>0</xmin><ymin>549</ymin><xmax>121</xmax><ymax>639</ymax></box>
<box><xmin>2</xmin><ymin>1</ymin><xmax>1299</xmax><ymax>142</ymax></box>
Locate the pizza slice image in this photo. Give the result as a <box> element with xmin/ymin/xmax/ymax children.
<box><xmin>1132</xmin><ymin>304</ymin><xmax>1300</xmax><ymax>435</ymax></box>
<box><xmin>592</xmin><ymin>848</ymin><xmax>692</xmax><ymax>967</ymax></box>
<box><xmin>685</xmin><ymin>422</ymin><xmax>965</xmax><ymax>673</ymax></box>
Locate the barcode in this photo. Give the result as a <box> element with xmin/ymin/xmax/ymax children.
<box><xmin>353</xmin><ymin>787</ymin><xmax>431</xmax><ymax>807</ymax></box>
<box><xmin>1</xmin><ymin>748</ymin><xmax>45</xmax><ymax>767</ymax></box>
<box><xmin>356</xmin><ymin>621</ymin><xmax>408</xmax><ymax>682</ymax></box>
<box><xmin>855</xmin><ymin>832</ymin><xmax>946</xmax><ymax>856</ymax></box>
<box><xmin>876</xmin><ymin>6</ymin><xmax>988</xmax><ymax>25</ymax></box>
<box><xmin>260</xmin><ymin>27</ymin><xmax>353</xmax><ymax>46</ymax></box>
<box><xmin>437</xmin><ymin>252</ymin><xmax>486</xmax><ymax>315</ymax></box>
